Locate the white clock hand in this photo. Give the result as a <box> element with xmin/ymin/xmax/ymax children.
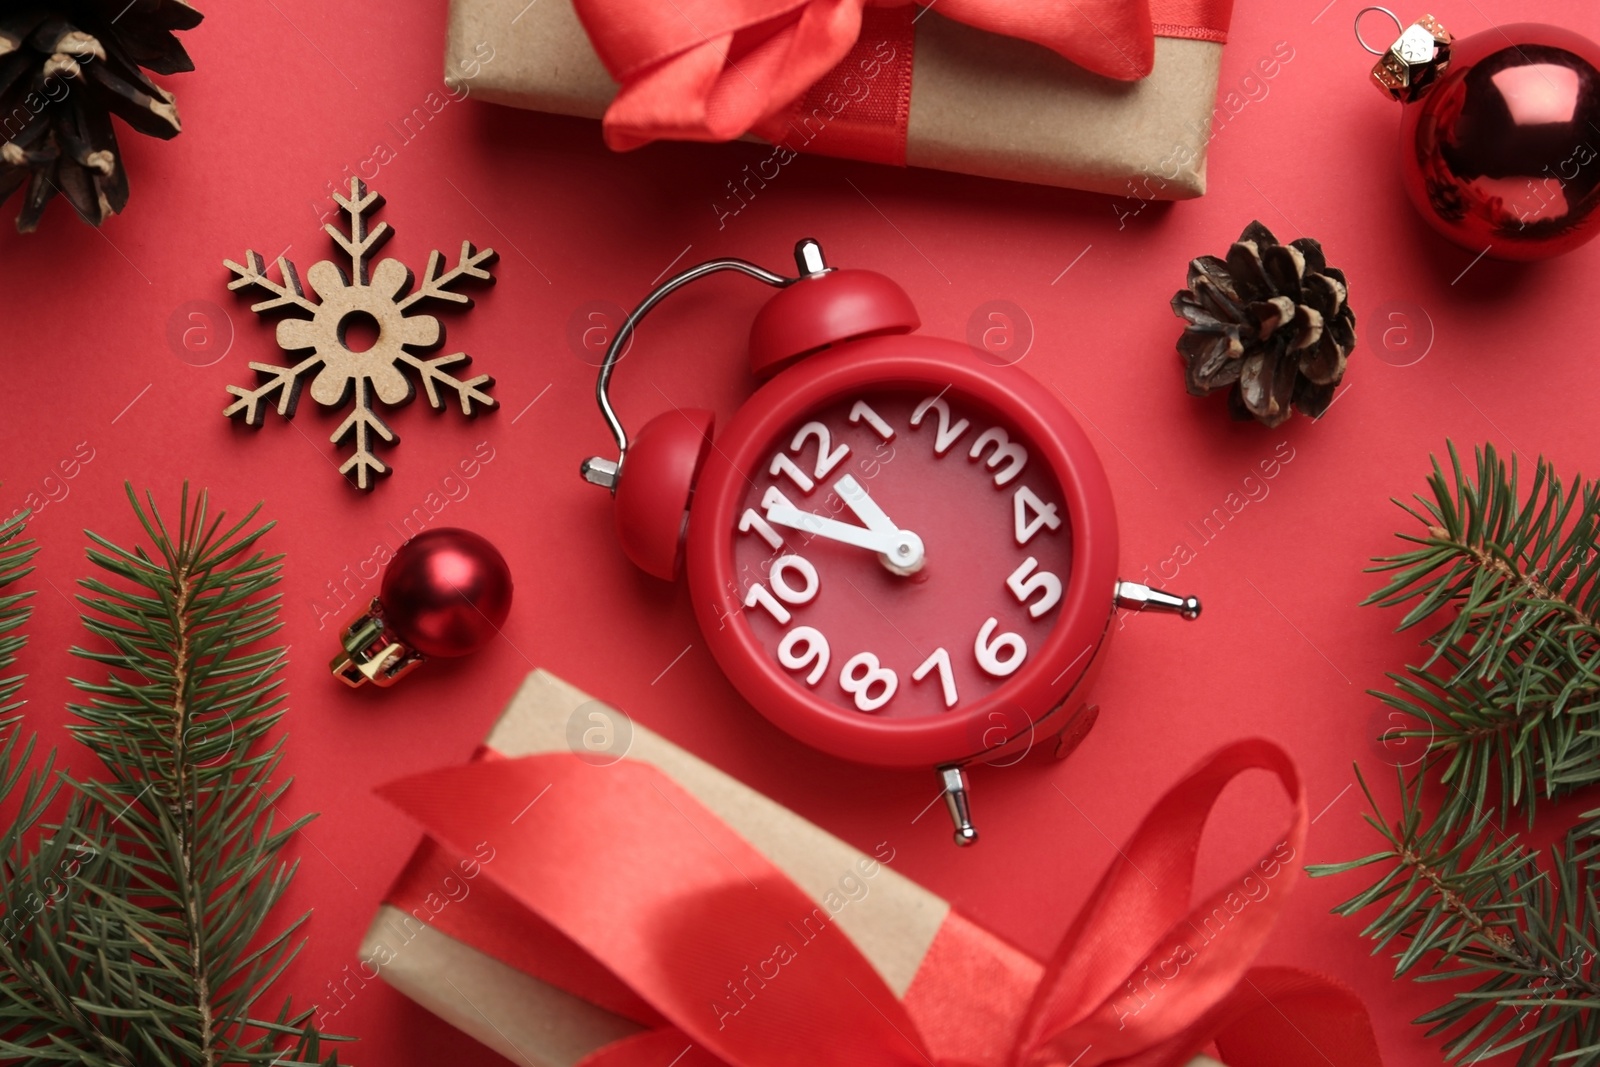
<box><xmin>763</xmin><ymin>490</ymin><xmax>897</xmax><ymax>553</ymax></box>
<box><xmin>833</xmin><ymin>474</ymin><xmax>897</xmax><ymax>534</ymax></box>
<box><xmin>762</xmin><ymin>485</ymin><xmax>925</xmax><ymax>574</ymax></box>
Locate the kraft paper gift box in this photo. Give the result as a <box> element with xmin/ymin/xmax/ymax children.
<box><xmin>439</xmin><ymin>0</ymin><xmax>1251</xmax><ymax>200</ymax></box>
<box><xmin>358</xmin><ymin>670</ymin><xmax>1367</xmax><ymax>1066</ymax></box>
<box><xmin>362</xmin><ymin>669</ymin><xmax>978</xmax><ymax>1065</ymax></box>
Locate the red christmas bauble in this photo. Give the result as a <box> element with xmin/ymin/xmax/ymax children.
<box><xmin>1399</xmin><ymin>22</ymin><xmax>1600</xmax><ymax>260</ymax></box>
<box><xmin>380</xmin><ymin>528</ymin><xmax>513</xmax><ymax>657</ymax></box>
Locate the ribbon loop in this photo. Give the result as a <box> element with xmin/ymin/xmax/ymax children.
<box><xmin>570</xmin><ymin>0</ymin><xmax>1234</xmax><ymax>158</ymax></box>
<box><xmin>1014</xmin><ymin>741</ymin><xmax>1309</xmax><ymax>1065</ymax></box>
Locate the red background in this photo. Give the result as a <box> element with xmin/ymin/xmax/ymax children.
<box><xmin>3</xmin><ymin>1</ymin><xmax>1598</xmax><ymax>1064</ymax></box>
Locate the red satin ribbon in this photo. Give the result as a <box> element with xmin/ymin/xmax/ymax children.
<box><xmin>379</xmin><ymin>739</ymin><xmax>1382</xmax><ymax>1067</ymax></box>
<box><xmin>570</xmin><ymin>0</ymin><xmax>1234</xmax><ymax>160</ymax></box>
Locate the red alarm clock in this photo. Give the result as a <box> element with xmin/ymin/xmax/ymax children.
<box><xmin>580</xmin><ymin>240</ymin><xmax>1198</xmax><ymax>844</ymax></box>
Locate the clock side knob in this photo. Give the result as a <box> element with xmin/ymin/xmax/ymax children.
<box><xmin>609</xmin><ymin>409</ymin><xmax>715</xmax><ymax>581</ymax></box>
<box><xmin>1114</xmin><ymin>580</ymin><xmax>1202</xmax><ymax>620</ymax></box>
<box><xmin>747</xmin><ymin>238</ymin><xmax>919</xmax><ymax>379</ymax></box>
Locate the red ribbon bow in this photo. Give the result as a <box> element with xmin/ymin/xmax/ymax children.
<box><xmin>380</xmin><ymin>739</ymin><xmax>1381</xmax><ymax>1067</ymax></box>
<box><xmin>571</xmin><ymin>0</ymin><xmax>1233</xmax><ymax>156</ymax></box>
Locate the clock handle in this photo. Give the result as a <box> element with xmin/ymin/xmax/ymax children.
<box><xmin>576</xmin><ymin>250</ymin><xmax>802</xmax><ymax>579</ymax></box>
<box><xmin>580</xmin><ymin>249</ymin><xmax>806</xmax><ymax>490</ymax></box>
<box><xmin>939</xmin><ymin>765</ymin><xmax>980</xmax><ymax>847</ymax></box>
<box><xmin>1114</xmin><ymin>580</ymin><xmax>1202</xmax><ymax>620</ymax></box>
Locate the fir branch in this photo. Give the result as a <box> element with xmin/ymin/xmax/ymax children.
<box><xmin>0</xmin><ymin>510</ymin><xmax>56</xmax><ymax>953</ymax></box>
<box><xmin>1376</xmin><ymin>644</ymin><xmax>1600</xmax><ymax>833</ymax></box>
<box><xmin>0</xmin><ymin>511</ymin><xmax>112</xmax><ymax>1061</ymax></box>
<box><xmin>1313</xmin><ymin>772</ymin><xmax>1600</xmax><ymax>1065</ymax></box>
<box><xmin>0</xmin><ymin>487</ymin><xmax>348</xmax><ymax>1066</ymax></box>
<box><xmin>1366</xmin><ymin>442</ymin><xmax>1600</xmax><ymax>830</ymax></box>
<box><xmin>1369</xmin><ymin>441</ymin><xmax>1600</xmax><ymax>686</ymax></box>
<box><xmin>1316</xmin><ymin>442</ymin><xmax>1600</xmax><ymax>1065</ymax></box>
<box><xmin>0</xmin><ymin>510</ymin><xmax>36</xmax><ymax>715</ymax></box>
<box><xmin>0</xmin><ymin>508</ymin><xmax>54</xmax><ymax>915</ymax></box>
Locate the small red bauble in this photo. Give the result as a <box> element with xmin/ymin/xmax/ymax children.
<box><xmin>331</xmin><ymin>528</ymin><xmax>513</xmax><ymax>687</ymax></box>
<box><xmin>1366</xmin><ymin>11</ymin><xmax>1600</xmax><ymax>260</ymax></box>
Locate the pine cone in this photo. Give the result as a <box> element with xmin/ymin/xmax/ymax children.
<box><xmin>1171</xmin><ymin>220</ymin><xmax>1356</xmax><ymax>428</ymax></box>
<box><xmin>0</xmin><ymin>1</ymin><xmax>200</xmax><ymax>233</ymax></box>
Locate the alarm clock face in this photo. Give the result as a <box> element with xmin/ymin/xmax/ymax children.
<box><xmin>687</xmin><ymin>336</ymin><xmax>1119</xmax><ymax>768</ymax></box>
<box><xmin>726</xmin><ymin>388</ymin><xmax>1073</xmax><ymax>720</ymax></box>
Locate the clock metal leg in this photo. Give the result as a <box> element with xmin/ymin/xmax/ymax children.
<box><xmin>939</xmin><ymin>765</ymin><xmax>979</xmax><ymax>847</ymax></box>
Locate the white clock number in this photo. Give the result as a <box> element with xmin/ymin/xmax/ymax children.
<box><xmin>769</xmin><ymin>454</ymin><xmax>816</xmax><ymax>493</ymax></box>
<box><xmin>761</xmin><ymin>486</ymin><xmax>800</xmax><ymax>515</ymax></box>
<box><xmin>840</xmin><ymin>652</ymin><xmax>898</xmax><ymax>712</ymax></box>
<box><xmin>778</xmin><ymin>626</ymin><xmax>830</xmax><ymax>685</ymax></box>
<box><xmin>969</xmin><ymin>427</ymin><xmax>1028</xmax><ymax>486</ymax></box>
<box><xmin>975</xmin><ymin>617</ymin><xmax>1027</xmax><ymax>677</ymax></box>
<box><xmin>1006</xmin><ymin>557</ymin><xmax>1062</xmax><ymax>618</ymax></box>
<box><xmin>769</xmin><ymin>554</ymin><xmax>819</xmax><ymax>603</ymax></box>
<box><xmin>849</xmin><ymin>400</ymin><xmax>896</xmax><ymax>441</ymax></box>
<box><xmin>739</xmin><ymin>508</ymin><xmax>784</xmax><ymax>550</ymax></box>
<box><xmin>790</xmin><ymin>421</ymin><xmax>850</xmax><ymax>480</ymax></box>
<box><xmin>743</xmin><ymin>585</ymin><xmax>790</xmax><ymax>624</ymax></box>
<box><xmin>761</xmin><ymin>487</ymin><xmax>822</xmax><ymax>540</ymax></box>
<box><xmin>742</xmin><ymin>554</ymin><xmax>819</xmax><ymax>624</ymax></box>
<box><xmin>912</xmin><ymin>647</ymin><xmax>958</xmax><ymax>708</ymax></box>
<box><xmin>910</xmin><ymin>396</ymin><xmax>970</xmax><ymax>455</ymax></box>
<box><xmin>1013</xmin><ymin>486</ymin><xmax>1061</xmax><ymax>545</ymax></box>
<box><xmin>743</xmin><ymin>585</ymin><xmax>791</xmax><ymax>624</ymax></box>
<box><xmin>769</xmin><ymin>422</ymin><xmax>850</xmax><ymax>492</ymax></box>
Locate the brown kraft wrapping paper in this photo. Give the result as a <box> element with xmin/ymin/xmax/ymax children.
<box><xmin>440</xmin><ymin>0</ymin><xmax>1235</xmax><ymax>199</ymax></box>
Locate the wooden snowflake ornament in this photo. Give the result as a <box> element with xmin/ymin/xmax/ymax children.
<box><xmin>224</xmin><ymin>179</ymin><xmax>498</xmax><ymax>489</ymax></box>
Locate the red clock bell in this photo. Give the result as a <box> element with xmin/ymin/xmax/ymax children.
<box><xmin>580</xmin><ymin>240</ymin><xmax>1199</xmax><ymax>845</ymax></box>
